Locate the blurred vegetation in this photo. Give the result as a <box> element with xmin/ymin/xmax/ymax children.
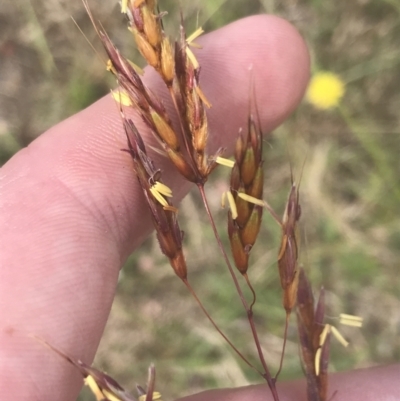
<box><xmin>1</xmin><ymin>0</ymin><xmax>400</xmax><ymax>400</ymax></box>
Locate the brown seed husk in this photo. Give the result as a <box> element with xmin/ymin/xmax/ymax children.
<box><xmin>141</xmin><ymin>4</ymin><xmax>161</xmax><ymax>48</ymax></box>
<box><xmin>160</xmin><ymin>37</ymin><xmax>175</xmax><ymax>84</ymax></box>
<box><xmin>132</xmin><ymin>28</ymin><xmax>159</xmax><ymax>68</ymax></box>
<box><xmin>240</xmin><ymin>205</ymin><xmax>262</xmax><ymax>248</ymax></box>
<box><xmin>170</xmin><ymin>251</ymin><xmax>187</xmax><ymax>279</ymax></box>
<box><xmin>165</xmin><ymin>148</ymin><xmax>197</xmax><ymax>182</ymax></box>
<box><xmin>240</xmin><ymin>144</ymin><xmax>256</xmax><ymax>186</ymax></box>
<box><xmin>150</xmin><ymin>111</ymin><xmax>179</xmax><ymax>150</ymax></box>
<box><xmin>283</xmin><ymin>268</ymin><xmax>299</xmax><ymax>313</ymax></box>
<box><xmin>228</xmin><ymin>213</ymin><xmax>249</xmax><ymax>274</ymax></box>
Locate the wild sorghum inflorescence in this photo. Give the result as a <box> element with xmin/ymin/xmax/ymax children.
<box><xmin>41</xmin><ymin>2</ymin><xmax>363</xmax><ymax>401</ymax></box>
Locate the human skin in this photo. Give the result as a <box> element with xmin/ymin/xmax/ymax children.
<box><xmin>0</xmin><ymin>13</ymin><xmax>398</xmax><ymax>401</ymax></box>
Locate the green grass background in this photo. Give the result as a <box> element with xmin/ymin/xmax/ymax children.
<box><xmin>1</xmin><ymin>0</ymin><xmax>400</xmax><ymax>400</ymax></box>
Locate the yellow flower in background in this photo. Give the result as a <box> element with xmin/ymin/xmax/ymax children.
<box><xmin>306</xmin><ymin>71</ymin><xmax>345</xmax><ymax>109</ymax></box>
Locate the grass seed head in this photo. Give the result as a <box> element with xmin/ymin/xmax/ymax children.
<box><xmin>124</xmin><ymin>118</ymin><xmax>187</xmax><ymax>280</ymax></box>
<box><xmin>227</xmin><ymin>115</ymin><xmax>264</xmax><ymax>275</ymax></box>
<box><xmin>296</xmin><ymin>270</ymin><xmax>330</xmax><ymax>401</ymax></box>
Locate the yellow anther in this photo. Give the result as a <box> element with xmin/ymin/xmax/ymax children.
<box><xmin>186</xmin><ymin>27</ymin><xmax>204</xmax><ymax>44</ymax></box>
<box><xmin>153</xmin><ymin>181</ymin><xmax>173</xmax><ymax>197</ymax></box>
<box><xmin>163</xmin><ymin>205</ymin><xmax>178</xmax><ymax>213</ymax></box>
<box><xmin>221</xmin><ymin>191</ymin><xmax>226</xmax><ymax>209</ymax></box>
<box><xmin>185</xmin><ymin>47</ymin><xmax>199</xmax><ymax>69</ymax></box>
<box><xmin>195</xmin><ymin>85</ymin><xmax>211</xmax><ymax>108</ymax></box>
<box><xmin>330</xmin><ymin>325</ymin><xmax>349</xmax><ymax>347</ymax></box>
<box><xmin>319</xmin><ymin>324</ymin><xmax>331</xmax><ymax>346</ymax></box>
<box><xmin>339</xmin><ymin>314</ymin><xmax>363</xmax><ymax>327</ymax></box>
<box><xmin>127</xmin><ymin>58</ymin><xmax>144</xmax><ymax>75</ymax></box>
<box><xmin>227</xmin><ymin>191</ymin><xmax>238</xmax><ymax>220</ymax></box>
<box><xmin>103</xmin><ymin>389</ymin><xmax>124</xmax><ymax>401</ymax></box>
<box><xmin>111</xmin><ymin>90</ymin><xmax>133</xmax><ymax>106</ymax></box>
<box><xmin>340</xmin><ymin>320</ymin><xmax>363</xmax><ymax>328</ymax></box>
<box><xmin>84</xmin><ymin>375</ymin><xmax>104</xmax><ymax>401</ymax></box>
<box><xmin>152</xmin><ymin>392</ymin><xmax>162</xmax><ymax>401</ymax></box>
<box><xmin>106</xmin><ymin>59</ymin><xmax>117</xmax><ymax>75</ymax></box>
<box><xmin>315</xmin><ymin>324</ymin><xmax>331</xmax><ymax>376</ymax></box>
<box><xmin>150</xmin><ymin>186</ymin><xmax>168</xmax><ymax>207</ymax></box>
<box><xmin>237</xmin><ymin>192</ymin><xmax>265</xmax><ymax>207</ymax></box>
<box><xmin>216</xmin><ymin>157</ymin><xmax>234</xmax><ymax>168</ymax></box>
<box><xmin>139</xmin><ymin>393</ymin><xmax>162</xmax><ymax>401</ymax></box>
<box><xmin>121</xmin><ymin>0</ymin><xmax>128</xmax><ymax>13</ymax></box>
<box><xmin>315</xmin><ymin>348</ymin><xmax>322</xmax><ymax>376</ymax></box>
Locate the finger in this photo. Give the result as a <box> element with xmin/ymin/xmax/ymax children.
<box><xmin>178</xmin><ymin>364</ymin><xmax>400</xmax><ymax>401</ymax></box>
<box><xmin>0</xmin><ymin>15</ymin><xmax>309</xmax><ymax>401</ymax></box>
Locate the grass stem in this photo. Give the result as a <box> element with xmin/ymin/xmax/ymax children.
<box><xmin>197</xmin><ymin>183</ymin><xmax>280</xmax><ymax>401</ymax></box>
<box><xmin>182</xmin><ymin>278</ymin><xmax>261</xmax><ymax>375</ymax></box>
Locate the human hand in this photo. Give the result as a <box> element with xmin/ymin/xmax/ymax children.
<box><xmin>1</xmin><ymin>13</ymin><xmax>398</xmax><ymax>401</ymax></box>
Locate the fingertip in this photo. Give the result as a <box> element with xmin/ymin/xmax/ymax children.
<box><xmin>194</xmin><ymin>14</ymin><xmax>310</xmax><ymax>151</ymax></box>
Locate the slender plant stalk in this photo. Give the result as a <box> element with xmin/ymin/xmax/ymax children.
<box><xmin>244</xmin><ymin>273</ymin><xmax>257</xmax><ymax>311</ymax></box>
<box><xmin>197</xmin><ymin>184</ymin><xmax>280</xmax><ymax>401</ymax></box>
<box><xmin>182</xmin><ymin>278</ymin><xmax>262</xmax><ymax>376</ymax></box>
<box><xmin>274</xmin><ymin>312</ymin><xmax>290</xmax><ymax>380</ymax></box>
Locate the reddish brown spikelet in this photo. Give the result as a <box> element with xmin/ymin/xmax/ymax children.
<box><xmin>91</xmin><ymin>26</ymin><xmax>188</xmax><ymax>185</ymax></box>
<box><xmin>296</xmin><ymin>268</ymin><xmax>330</xmax><ymax>401</ymax></box>
<box><xmin>227</xmin><ymin>115</ymin><xmax>264</xmax><ymax>275</ymax></box>
<box><xmin>248</xmin><ymin>165</ymin><xmax>264</xmax><ymax>199</ymax></box>
<box><xmin>241</xmin><ymin>143</ymin><xmax>256</xmax><ymax>186</ymax></box>
<box><xmin>141</xmin><ymin>5</ymin><xmax>161</xmax><ymax>48</ymax></box>
<box><xmin>282</xmin><ymin>268</ymin><xmax>300</xmax><ymax>313</ymax></box>
<box><xmin>38</xmin><ymin>337</ymin><xmax>136</xmax><ymax>401</ymax></box>
<box><xmin>125</xmin><ymin>6</ymin><xmax>216</xmax><ymax>185</ymax></box>
<box><xmin>228</xmin><ymin>211</ymin><xmax>249</xmax><ymax>274</ymax></box>
<box><xmin>136</xmin><ymin>365</ymin><xmax>158</xmax><ymax>401</ymax></box>
<box><xmin>160</xmin><ymin>37</ymin><xmax>175</xmax><ymax>84</ymax></box>
<box><xmin>170</xmin><ymin>22</ymin><xmax>219</xmax><ymax>183</ymax></box>
<box><xmin>126</xmin><ymin>0</ymin><xmax>174</xmax><ymax>86</ymax></box>
<box><xmin>124</xmin><ymin>118</ymin><xmax>187</xmax><ymax>280</ymax></box>
<box><xmin>235</xmin><ymin>183</ymin><xmax>251</xmax><ymax>226</ymax></box>
<box><xmin>277</xmin><ymin>181</ymin><xmax>301</xmax><ymax>312</ymax></box>
<box><xmin>132</xmin><ymin>27</ymin><xmax>159</xmax><ymax>68</ymax></box>
<box><xmin>150</xmin><ymin>111</ymin><xmax>180</xmax><ymax>150</ymax></box>
<box><xmin>240</xmin><ymin>205</ymin><xmax>263</xmax><ymax>247</ymax></box>
<box><xmin>318</xmin><ymin>333</ymin><xmax>331</xmax><ymax>401</ymax></box>
<box><xmin>164</xmin><ymin>147</ymin><xmax>197</xmax><ymax>183</ymax></box>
